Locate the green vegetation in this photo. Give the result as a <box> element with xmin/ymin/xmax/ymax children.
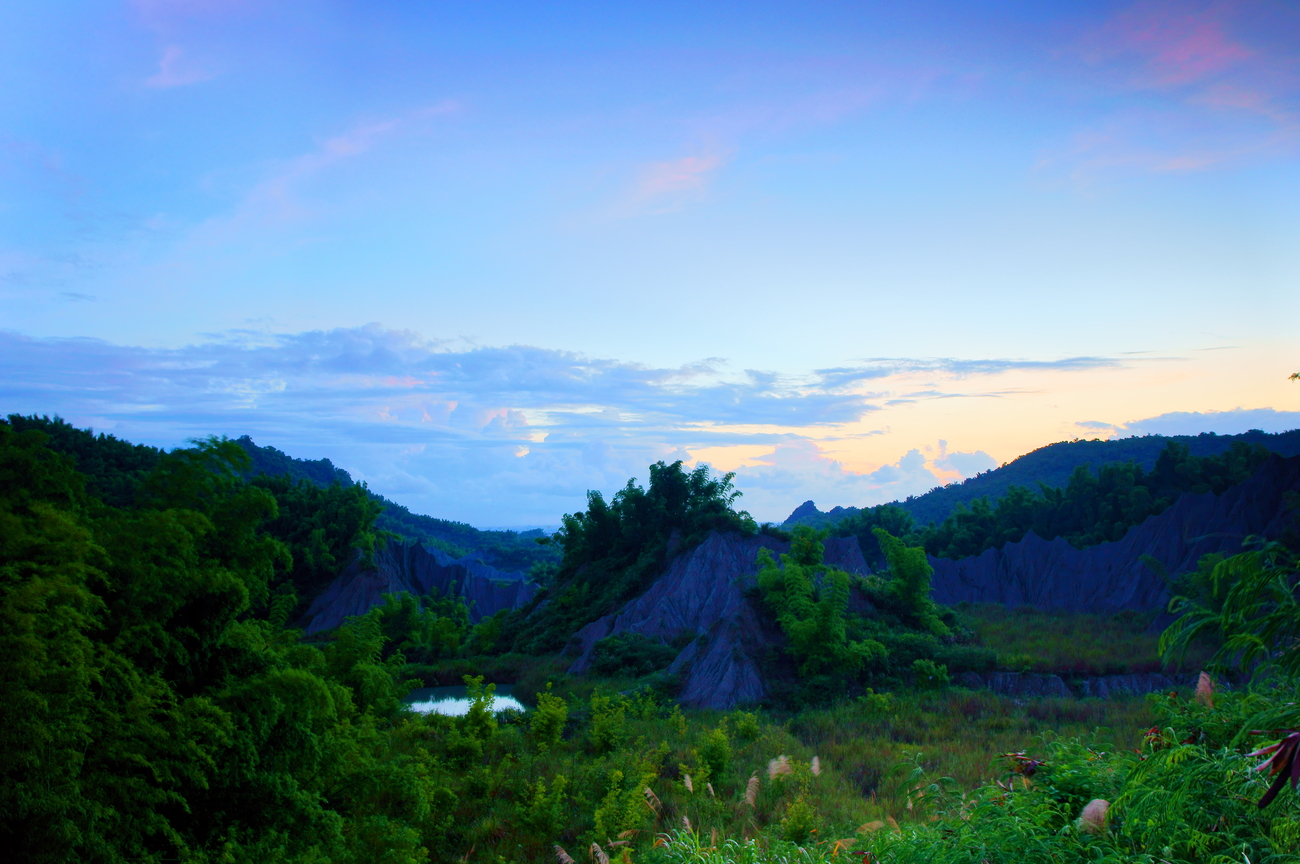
<box><xmin>506</xmin><ymin>461</ymin><xmax>757</xmax><ymax>653</ymax></box>
<box><xmin>0</xmin><ymin>424</ymin><xmax>431</xmax><ymax>861</ymax></box>
<box><xmin>9</xmin><ymin>414</ymin><xmax>560</xmax><ymax>577</ymax></box>
<box><xmin>236</xmin><ymin>435</ymin><xmax>560</xmax><ymax>572</ymax></box>
<box><xmin>5</xmin><ymin>413</ymin><xmax>163</xmax><ymax>506</ymax></box>
<box><xmin>756</xmin><ymin>526</ymin><xmax>884</xmax><ymax>677</ymax></box>
<box><xmin>837</xmin><ymin>428</ymin><xmax>1300</xmax><ymax>528</ymax></box>
<box><xmin>832</xmin><ymin>440</ymin><xmax>1272</xmax><ymax>564</ymax></box>
<box><xmin>754</xmin><ymin>526</ymin><xmax>994</xmax><ymax>704</ymax></box>
<box><xmin>957</xmin><ymin>603</ymin><xmax>1213</xmax><ymax>676</ymax></box>
<box><xmin>6</xmin><ymin>416</ymin><xmax>1300</xmax><ymax>862</ymax></box>
<box><xmin>249</xmin><ymin>472</ymin><xmax>393</xmax><ymax>611</ymax></box>
<box><xmin>641</xmin><ymin>558</ymin><xmax>1300</xmax><ymax>864</ymax></box>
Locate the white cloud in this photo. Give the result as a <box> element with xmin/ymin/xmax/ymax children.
<box><xmin>1</xmin><ymin>324</ymin><xmax>1199</xmax><ymax>525</ymax></box>
<box><xmin>1078</xmin><ymin>407</ymin><xmax>1300</xmax><ymax>437</ymax></box>
<box><xmin>145</xmin><ymin>45</ymin><xmax>213</xmax><ymax>88</ymax></box>
<box><xmin>0</xmin><ymin>325</ymin><xmax>878</xmax><ymax>524</ymax></box>
<box><xmin>727</xmin><ymin>438</ymin><xmax>992</xmax><ymax>521</ymax></box>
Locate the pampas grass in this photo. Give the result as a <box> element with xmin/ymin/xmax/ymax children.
<box><xmin>1079</xmin><ymin>799</ymin><xmax>1109</xmax><ymax>834</ymax></box>
<box><xmin>768</xmin><ymin>755</ymin><xmax>792</xmax><ymax>780</ymax></box>
<box><xmin>1195</xmin><ymin>671</ymin><xmax>1214</xmax><ymax>708</ymax></box>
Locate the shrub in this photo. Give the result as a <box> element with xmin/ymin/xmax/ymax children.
<box><xmin>699</xmin><ymin>727</ymin><xmax>731</xmax><ymax>780</ymax></box>
<box><xmin>912</xmin><ymin>659</ymin><xmax>950</xmax><ymax>690</ymax></box>
<box><xmin>590</xmin><ymin>632</ymin><xmax>679</xmax><ymax>677</ymax></box>
<box><xmin>589</xmin><ymin>692</ymin><xmax>626</xmax><ymax>753</ymax></box>
<box><xmin>730</xmin><ymin>710</ymin><xmax>760</xmax><ymax>740</ymax></box>
<box><xmin>529</xmin><ymin>682</ymin><xmax>568</xmax><ymax>753</ymax></box>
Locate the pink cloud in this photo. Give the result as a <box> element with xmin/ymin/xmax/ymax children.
<box><xmin>1083</xmin><ymin>2</ymin><xmax>1253</xmax><ymax>88</ymax></box>
<box><xmin>1044</xmin><ymin>1</ymin><xmax>1300</xmax><ymax>179</ymax></box>
<box><xmin>634</xmin><ymin>153</ymin><xmax>725</xmax><ymax>199</ymax></box>
<box><xmin>145</xmin><ymin>45</ymin><xmax>212</xmax><ymax>88</ymax></box>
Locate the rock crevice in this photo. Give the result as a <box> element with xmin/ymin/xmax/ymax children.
<box><xmin>302</xmin><ymin>542</ymin><xmax>535</xmax><ymax>634</ymax></box>
<box><xmin>565</xmin><ymin>531</ymin><xmax>869</xmax><ymax>709</ymax></box>
<box><xmin>929</xmin><ymin>454</ymin><xmax>1300</xmax><ymax>613</ymax></box>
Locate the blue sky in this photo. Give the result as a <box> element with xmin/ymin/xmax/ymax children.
<box><xmin>2</xmin><ymin>1</ymin><xmax>1298</xmax><ymax>525</ymax></box>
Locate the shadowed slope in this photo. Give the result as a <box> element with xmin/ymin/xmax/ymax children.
<box><xmin>302</xmin><ymin>542</ymin><xmax>536</xmax><ymax>633</ymax></box>
<box><xmin>928</xmin><ymin>454</ymin><xmax>1300</xmax><ymax>613</ymax></box>
<box><xmin>565</xmin><ymin>532</ymin><xmax>869</xmax><ymax>709</ymax></box>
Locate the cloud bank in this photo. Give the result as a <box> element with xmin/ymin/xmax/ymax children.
<box><xmin>1</xmin><ymin>325</ymin><xmax>890</xmax><ymax>524</ymax></box>
<box><xmin>10</xmin><ymin>325</ymin><xmax>1286</xmax><ymax>527</ymax></box>
<box><xmin>1080</xmin><ymin>407</ymin><xmax>1300</xmax><ymax>438</ymax></box>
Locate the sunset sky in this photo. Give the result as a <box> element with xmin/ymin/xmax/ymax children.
<box><xmin>3</xmin><ymin>0</ymin><xmax>1298</xmax><ymax>526</ymax></box>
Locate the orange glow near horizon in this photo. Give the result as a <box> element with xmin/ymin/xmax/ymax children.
<box><xmin>686</xmin><ymin>340</ymin><xmax>1299</xmax><ymax>500</ymax></box>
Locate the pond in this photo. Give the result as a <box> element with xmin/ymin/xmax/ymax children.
<box><xmin>403</xmin><ymin>684</ymin><xmax>525</xmax><ymax>716</ymax></box>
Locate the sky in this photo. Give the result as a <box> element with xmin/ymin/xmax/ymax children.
<box><xmin>2</xmin><ymin>0</ymin><xmax>1298</xmax><ymax>527</ymax></box>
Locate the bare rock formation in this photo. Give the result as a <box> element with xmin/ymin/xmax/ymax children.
<box><xmin>929</xmin><ymin>454</ymin><xmax>1300</xmax><ymax>613</ymax></box>
<box><xmin>956</xmin><ymin>671</ymin><xmax>1194</xmax><ymax>699</ymax></box>
<box><xmin>564</xmin><ymin>531</ymin><xmax>869</xmax><ymax>710</ymax></box>
<box><xmin>302</xmin><ymin>541</ymin><xmax>536</xmax><ymax>634</ymax></box>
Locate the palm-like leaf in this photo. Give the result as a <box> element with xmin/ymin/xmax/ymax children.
<box><xmin>1247</xmin><ymin>730</ymin><xmax>1300</xmax><ymax>808</ymax></box>
<box><xmin>1160</xmin><ymin>541</ymin><xmax>1300</xmax><ymax>678</ymax></box>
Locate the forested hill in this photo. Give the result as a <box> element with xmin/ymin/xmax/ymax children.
<box><xmin>786</xmin><ymin>428</ymin><xmax>1300</xmax><ymax>530</ymax></box>
<box><xmin>1</xmin><ymin>415</ymin><xmax>557</xmax><ymax>575</ymax></box>
<box><xmin>233</xmin><ymin>436</ymin><xmax>558</xmax><ymax>573</ymax></box>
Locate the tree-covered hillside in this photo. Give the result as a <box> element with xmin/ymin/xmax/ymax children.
<box><xmin>2</xmin><ymin>416</ymin><xmax>558</xmax><ymax>576</ymax></box>
<box><xmin>234</xmin><ymin>436</ymin><xmax>558</xmax><ymax>573</ymax></box>
<box><xmin>828</xmin><ymin>440</ymin><xmax>1274</xmax><ymax>566</ymax></box>
<box><xmin>506</xmin><ymin>461</ymin><xmax>759</xmax><ymax>654</ymax></box>
<box><xmin>786</xmin><ymin>428</ymin><xmax>1300</xmax><ymax>530</ymax></box>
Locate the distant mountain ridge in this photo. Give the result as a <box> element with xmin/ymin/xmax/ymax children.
<box><xmin>784</xmin><ymin>429</ymin><xmax>1300</xmax><ymax>530</ymax></box>
<box><xmin>234</xmin><ymin>436</ymin><xmax>559</xmax><ymax>575</ymax></box>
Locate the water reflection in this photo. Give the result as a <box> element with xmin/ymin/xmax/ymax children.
<box><xmin>404</xmin><ymin>685</ymin><xmax>525</xmax><ymax>716</ymax></box>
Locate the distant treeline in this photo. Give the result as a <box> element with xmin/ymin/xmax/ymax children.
<box><xmin>832</xmin><ymin>440</ymin><xmax>1273</xmax><ymax>565</ymax></box>
<box><xmin>788</xmin><ymin>428</ymin><xmax>1300</xmax><ymax>530</ymax></box>
<box><xmin>3</xmin><ymin>415</ymin><xmax>559</xmax><ymax>576</ymax></box>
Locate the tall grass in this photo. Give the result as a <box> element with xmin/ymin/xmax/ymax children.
<box><xmin>780</xmin><ymin>689</ymin><xmax>1152</xmax><ymax>818</ymax></box>
<box><xmin>957</xmin><ymin>603</ymin><xmax>1211</xmax><ymax>675</ymax></box>
<box><xmin>644</xmin><ymin>685</ymin><xmax>1300</xmax><ymax>864</ymax></box>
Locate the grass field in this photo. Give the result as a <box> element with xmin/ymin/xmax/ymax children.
<box><xmin>955</xmin><ymin>603</ymin><xmax>1212</xmax><ymax>675</ymax></box>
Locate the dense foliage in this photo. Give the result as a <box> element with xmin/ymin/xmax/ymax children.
<box><xmin>507</xmin><ymin>461</ymin><xmax>757</xmax><ymax>653</ymax></box>
<box><xmin>788</xmin><ymin>429</ymin><xmax>1300</xmax><ymax>529</ymax></box>
<box><xmin>833</xmin><ymin>440</ymin><xmax>1272</xmax><ymax>564</ymax></box>
<box><xmin>756</xmin><ymin>526</ymin><xmax>885</xmax><ymax>677</ymax></box>
<box><xmin>237</xmin><ymin>436</ymin><xmax>560</xmax><ymax>572</ymax></box>
<box><xmin>7</xmin><ymin>416</ymin><xmax>1299</xmax><ymax>863</ymax></box>
<box><xmin>754</xmin><ymin>527</ymin><xmax>993</xmax><ymax>704</ymax></box>
<box><xmin>0</xmin><ymin>425</ymin><xmax>441</xmax><ymax>861</ymax></box>
<box><xmin>247</xmin><ymin>472</ymin><xmax>391</xmax><ymax>610</ymax></box>
<box><xmin>5</xmin><ymin>414</ymin><xmax>163</xmax><ymax>506</ymax></box>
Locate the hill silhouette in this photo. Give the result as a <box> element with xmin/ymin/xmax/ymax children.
<box><xmin>785</xmin><ymin>429</ymin><xmax>1300</xmax><ymax>530</ymax></box>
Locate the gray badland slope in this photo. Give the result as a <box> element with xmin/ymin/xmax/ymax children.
<box><xmin>785</xmin><ymin>429</ymin><xmax>1300</xmax><ymax>529</ymax></box>
<box><xmin>303</xmin><ymin>541</ymin><xmax>537</xmax><ymax>634</ymax></box>
<box><xmin>566</xmin><ymin>456</ymin><xmax>1300</xmax><ymax>709</ymax></box>
<box><xmin>565</xmin><ymin>533</ymin><xmax>869</xmax><ymax>710</ymax></box>
<box><xmin>929</xmin><ymin>453</ymin><xmax>1300</xmax><ymax>612</ymax></box>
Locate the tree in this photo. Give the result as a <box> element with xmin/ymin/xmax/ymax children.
<box><xmin>756</xmin><ymin>526</ymin><xmax>886</xmax><ymax>676</ymax></box>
